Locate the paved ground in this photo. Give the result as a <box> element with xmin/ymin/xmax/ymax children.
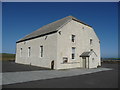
<box><xmin>2</xmin><ymin>67</ymin><xmax>112</xmax><ymax>85</ymax></box>
<box><xmin>1</xmin><ymin>61</ymin><xmax>119</xmax><ymax>88</ymax></box>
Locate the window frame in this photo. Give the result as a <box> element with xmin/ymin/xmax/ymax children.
<box><xmin>71</xmin><ymin>47</ymin><xmax>76</xmax><ymax>60</ymax></box>
<box><xmin>90</xmin><ymin>39</ymin><xmax>93</xmax><ymax>45</ymax></box>
<box><xmin>40</xmin><ymin>46</ymin><xmax>43</xmax><ymax>58</ymax></box>
<box><xmin>71</xmin><ymin>34</ymin><xmax>75</xmax><ymax>43</ymax></box>
<box><xmin>90</xmin><ymin>49</ymin><xmax>93</xmax><ymax>51</ymax></box>
<box><xmin>20</xmin><ymin>48</ymin><xmax>22</xmax><ymax>57</ymax></box>
<box><xmin>28</xmin><ymin>47</ymin><xmax>31</xmax><ymax>57</ymax></box>
<box><xmin>92</xmin><ymin>58</ymin><xmax>94</xmax><ymax>62</ymax></box>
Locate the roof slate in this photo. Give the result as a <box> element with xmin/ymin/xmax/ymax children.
<box><xmin>80</xmin><ymin>51</ymin><xmax>98</xmax><ymax>57</ymax></box>
<box><xmin>80</xmin><ymin>52</ymin><xmax>91</xmax><ymax>57</ymax></box>
<box><xmin>17</xmin><ymin>16</ymin><xmax>92</xmax><ymax>43</ymax></box>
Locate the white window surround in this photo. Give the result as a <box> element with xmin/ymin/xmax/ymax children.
<box><xmin>20</xmin><ymin>48</ymin><xmax>22</xmax><ymax>57</ymax></box>
<box><xmin>28</xmin><ymin>47</ymin><xmax>31</xmax><ymax>57</ymax></box>
<box><xmin>92</xmin><ymin>58</ymin><xmax>94</xmax><ymax>62</ymax></box>
<box><xmin>72</xmin><ymin>47</ymin><xmax>75</xmax><ymax>60</ymax></box>
<box><xmin>90</xmin><ymin>49</ymin><xmax>93</xmax><ymax>51</ymax></box>
<box><xmin>90</xmin><ymin>39</ymin><xmax>93</xmax><ymax>45</ymax></box>
<box><xmin>71</xmin><ymin>34</ymin><xmax>75</xmax><ymax>43</ymax></box>
<box><xmin>40</xmin><ymin>46</ymin><xmax>43</xmax><ymax>58</ymax></box>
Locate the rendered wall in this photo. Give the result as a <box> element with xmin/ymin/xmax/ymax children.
<box><xmin>56</xmin><ymin>20</ymin><xmax>101</xmax><ymax>69</ymax></box>
<box><xmin>89</xmin><ymin>53</ymin><xmax>98</xmax><ymax>68</ymax></box>
<box><xmin>15</xmin><ymin>33</ymin><xmax>57</xmax><ymax>69</ymax></box>
<box><xmin>15</xmin><ymin>19</ymin><xmax>101</xmax><ymax>70</ymax></box>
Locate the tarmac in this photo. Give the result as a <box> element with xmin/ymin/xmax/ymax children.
<box><xmin>1</xmin><ymin>67</ymin><xmax>112</xmax><ymax>85</ymax></box>
<box><xmin>1</xmin><ymin>61</ymin><xmax>119</xmax><ymax>88</ymax></box>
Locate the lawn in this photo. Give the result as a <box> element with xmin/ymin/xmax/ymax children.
<box><xmin>0</xmin><ymin>53</ymin><xmax>15</xmax><ymax>61</ymax></box>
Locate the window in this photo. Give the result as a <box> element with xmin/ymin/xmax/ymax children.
<box><xmin>90</xmin><ymin>39</ymin><xmax>93</xmax><ymax>45</ymax></box>
<box><xmin>40</xmin><ymin>46</ymin><xmax>43</xmax><ymax>58</ymax></box>
<box><xmin>92</xmin><ymin>58</ymin><xmax>94</xmax><ymax>62</ymax></box>
<box><xmin>90</xmin><ymin>49</ymin><xmax>93</xmax><ymax>51</ymax></box>
<box><xmin>20</xmin><ymin>48</ymin><xmax>22</xmax><ymax>57</ymax></box>
<box><xmin>63</xmin><ymin>57</ymin><xmax>68</xmax><ymax>63</ymax></box>
<box><xmin>45</xmin><ymin>36</ymin><xmax>47</xmax><ymax>40</ymax></box>
<box><xmin>24</xmin><ymin>41</ymin><xmax>26</xmax><ymax>44</ymax></box>
<box><xmin>72</xmin><ymin>47</ymin><xmax>75</xmax><ymax>59</ymax></box>
<box><xmin>28</xmin><ymin>47</ymin><xmax>31</xmax><ymax>57</ymax></box>
<box><xmin>72</xmin><ymin>35</ymin><xmax>75</xmax><ymax>42</ymax></box>
<box><xmin>58</xmin><ymin>31</ymin><xmax>61</xmax><ymax>35</ymax></box>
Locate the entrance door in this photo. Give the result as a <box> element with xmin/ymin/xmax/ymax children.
<box><xmin>86</xmin><ymin>58</ymin><xmax>89</xmax><ymax>68</ymax></box>
<box><xmin>82</xmin><ymin>57</ymin><xmax>86</xmax><ymax>68</ymax></box>
<box><xmin>51</xmin><ymin>61</ymin><xmax>54</xmax><ymax>69</ymax></box>
<box><xmin>82</xmin><ymin>57</ymin><xmax>89</xmax><ymax>68</ymax></box>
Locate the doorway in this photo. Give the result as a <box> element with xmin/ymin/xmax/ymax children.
<box><xmin>82</xmin><ymin>57</ymin><xmax>89</xmax><ymax>68</ymax></box>
<box><xmin>82</xmin><ymin>57</ymin><xmax>86</xmax><ymax>68</ymax></box>
<box><xmin>51</xmin><ymin>60</ymin><xmax>54</xmax><ymax>69</ymax></box>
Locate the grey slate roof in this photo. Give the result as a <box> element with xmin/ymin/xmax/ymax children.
<box><xmin>80</xmin><ymin>51</ymin><xmax>98</xmax><ymax>57</ymax></box>
<box><xmin>17</xmin><ymin>16</ymin><xmax>92</xmax><ymax>43</ymax></box>
<box><xmin>80</xmin><ymin>52</ymin><xmax>91</xmax><ymax>57</ymax></box>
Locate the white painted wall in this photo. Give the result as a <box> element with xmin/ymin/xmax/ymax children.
<box><xmin>15</xmin><ymin>33</ymin><xmax>57</xmax><ymax>69</ymax></box>
<box><xmin>56</xmin><ymin>20</ymin><xmax>101</xmax><ymax>69</ymax></box>
<box><xmin>16</xmin><ymin>19</ymin><xmax>101</xmax><ymax>69</ymax></box>
<box><xmin>89</xmin><ymin>52</ymin><xmax>98</xmax><ymax>68</ymax></box>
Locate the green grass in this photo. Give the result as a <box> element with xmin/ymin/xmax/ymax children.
<box><xmin>0</xmin><ymin>53</ymin><xmax>15</xmax><ymax>61</ymax></box>
<box><xmin>101</xmin><ymin>60</ymin><xmax>120</xmax><ymax>63</ymax></box>
<box><xmin>101</xmin><ymin>57</ymin><xmax>120</xmax><ymax>63</ymax></box>
<box><xmin>101</xmin><ymin>58</ymin><xmax>120</xmax><ymax>60</ymax></box>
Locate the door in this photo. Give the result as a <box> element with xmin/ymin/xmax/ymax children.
<box><xmin>86</xmin><ymin>57</ymin><xmax>89</xmax><ymax>68</ymax></box>
<box><xmin>51</xmin><ymin>61</ymin><xmax>54</xmax><ymax>69</ymax></box>
<box><xmin>82</xmin><ymin>57</ymin><xmax>89</xmax><ymax>68</ymax></box>
<box><xmin>82</xmin><ymin>57</ymin><xmax>86</xmax><ymax>68</ymax></box>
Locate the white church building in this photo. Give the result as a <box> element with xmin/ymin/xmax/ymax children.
<box><xmin>15</xmin><ymin>16</ymin><xmax>101</xmax><ymax>69</ymax></box>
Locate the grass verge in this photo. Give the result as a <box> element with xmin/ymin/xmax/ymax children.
<box><xmin>0</xmin><ymin>53</ymin><xmax>15</xmax><ymax>61</ymax></box>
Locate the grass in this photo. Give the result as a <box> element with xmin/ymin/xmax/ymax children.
<box><xmin>101</xmin><ymin>60</ymin><xmax>120</xmax><ymax>63</ymax></box>
<box><xmin>0</xmin><ymin>53</ymin><xmax>15</xmax><ymax>61</ymax></box>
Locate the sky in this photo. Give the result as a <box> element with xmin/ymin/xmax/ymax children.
<box><xmin>2</xmin><ymin>2</ymin><xmax>118</xmax><ymax>58</ymax></box>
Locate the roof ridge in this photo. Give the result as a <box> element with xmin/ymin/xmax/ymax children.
<box><xmin>28</xmin><ymin>16</ymin><xmax>72</xmax><ymax>33</ymax></box>
<box><xmin>17</xmin><ymin>15</ymin><xmax>92</xmax><ymax>43</ymax></box>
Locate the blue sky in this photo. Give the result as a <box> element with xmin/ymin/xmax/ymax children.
<box><xmin>2</xmin><ymin>2</ymin><xmax>118</xmax><ymax>58</ymax></box>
